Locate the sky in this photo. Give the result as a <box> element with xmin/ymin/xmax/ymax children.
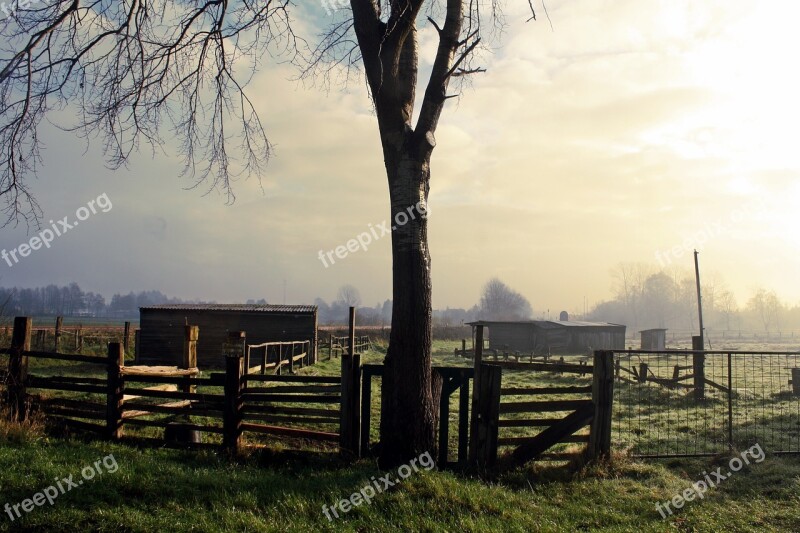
<box><xmin>1</xmin><ymin>0</ymin><xmax>799</xmax><ymax>316</ymax></box>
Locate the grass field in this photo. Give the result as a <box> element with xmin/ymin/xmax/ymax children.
<box><xmin>2</xmin><ymin>339</ymin><xmax>800</xmax><ymax>531</ymax></box>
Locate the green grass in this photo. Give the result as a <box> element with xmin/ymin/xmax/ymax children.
<box><xmin>2</xmin><ymin>423</ymin><xmax>800</xmax><ymax>532</ymax></box>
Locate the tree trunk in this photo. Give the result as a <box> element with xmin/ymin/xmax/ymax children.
<box><xmin>378</xmin><ymin>152</ymin><xmax>437</xmax><ymax>468</ymax></box>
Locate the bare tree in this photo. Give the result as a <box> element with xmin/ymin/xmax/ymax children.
<box><xmin>718</xmin><ymin>289</ymin><xmax>738</xmax><ymax>331</ymax></box>
<box><xmin>336</xmin><ymin>284</ymin><xmax>362</xmax><ymax>308</ymax></box>
<box><xmin>748</xmin><ymin>288</ymin><xmax>783</xmax><ymax>333</ymax></box>
<box><xmin>0</xmin><ymin>1</ymin><xmax>539</xmax><ymax>466</ymax></box>
<box><xmin>479</xmin><ymin>278</ymin><xmax>532</xmax><ymax>320</ymax></box>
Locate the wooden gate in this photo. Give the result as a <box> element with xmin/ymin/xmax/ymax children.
<box><xmin>469</xmin><ymin>324</ymin><xmax>613</xmax><ymax>468</ymax></box>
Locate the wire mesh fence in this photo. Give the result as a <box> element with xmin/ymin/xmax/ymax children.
<box><xmin>612</xmin><ymin>350</ymin><xmax>800</xmax><ymax>457</ymax></box>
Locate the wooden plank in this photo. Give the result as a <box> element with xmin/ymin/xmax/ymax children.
<box><xmin>241</xmin><ymin>413</ymin><xmax>339</xmax><ymax>425</ymax></box>
<box><xmin>704</xmin><ymin>378</ymin><xmax>730</xmax><ymax>394</ymax></box>
<box><xmin>123</xmin><ymin>388</ymin><xmax>224</xmax><ymax>403</ymax></box>
<box><xmin>499</xmin><ymin>399</ymin><xmax>592</xmax><ymax>414</ymax></box>
<box><xmin>241</xmin><ymin>405</ymin><xmax>339</xmax><ymax>417</ymax></box>
<box><xmin>122</xmin><ymin>403</ymin><xmax>220</xmax><ymax>418</ymax></box>
<box><xmin>121</xmin><ymin>366</ymin><xmax>200</xmax><ymax>377</ymax></box>
<box><xmin>27</xmin><ymin>375</ymin><xmax>107</xmax><ymax>385</ymax></box>
<box><xmin>510</xmin><ymin>403</ymin><xmax>595</xmax><ymax>464</ymax></box>
<box><xmin>240</xmin><ymin>422</ymin><xmax>338</xmax><ymax>442</ymax></box>
<box><xmin>22</xmin><ymin>350</ymin><xmax>107</xmax><ymax>365</ymax></box>
<box><xmin>121</xmin><ymin>374</ymin><xmax>215</xmax><ymax>386</ymax></box>
<box><xmin>26</xmin><ymin>378</ymin><xmax>107</xmax><ymax>395</ymax></box>
<box><xmin>241</xmin><ymin>374</ymin><xmax>341</xmax><ymax>384</ymax></box>
<box><xmin>492</xmin><ymin>361</ymin><xmax>593</xmax><ymax>374</ymax></box>
<box><xmin>500</xmin><ymin>385</ymin><xmax>592</xmax><ymax>395</ymax></box>
<box><xmin>241</xmin><ymin>393</ymin><xmax>340</xmax><ymax>404</ymax></box>
<box><xmin>498</xmin><ymin>418</ymin><xmax>563</xmax><ymax>427</ymax></box>
<box><xmin>498</xmin><ymin>434</ymin><xmax>589</xmax><ymax>446</ymax></box>
<box><xmin>243</xmin><ymin>385</ymin><xmax>340</xmax><ymax>394</ymax></box>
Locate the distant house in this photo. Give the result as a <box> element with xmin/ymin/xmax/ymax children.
<box><xmin>640</xmin><ymin>328</ymin><xmax>667</xmax><ymax>351</ymax></box>
<box><xmin>138</xmin><ymin>304</ymin><xmax>317</xmax><ymax>367</ymax></box>
<box><xmin>466</xmin><ymin>319</ymin><xmax>626</xmax><ymax>355</ymax></box>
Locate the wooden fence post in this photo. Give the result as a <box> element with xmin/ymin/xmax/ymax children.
<box><xmin>637</xmin><ymin>362</ymin><xmax>648</xmax><ymax>384</ymax></box>
<box><xmin>692</xmin><ymin>335</ymin><xmax>705</xmax><ymax>400</ymax></box>
<box><xmin>75</xmin><ymin>325</ymin><xmax>81</xmax><ymax>350</ymax></box>
<box><xmin>223</xmin><ymin>352</ymin><xmax>244</xmax><ymax>453</ymax></box>
<box><xmin>134</xmin><ymin>329</ymin><xmax>141</xmax><ymax>363</ymax></box>
<box><xmin>5</xmin><ymin>317</ymin><xmax>32</xmax><ymax>422</ymax></box>
<box><xmin>348</xmin><ymin>307</ymin><xmax>356</xmax><ymax>357</ymax></box>
<box><xmin>183</xmin><ymin>326</ymin><xmax>199</xmax><ymax>394</ymax></box>
<box><xmin>468</xmin><ymin>325</ymin><xmax>485</xmax><ymax>464</ymax></box>
<box><xmin>35</xmin><ymin>329</ymin><xmax>46</xmax><ymax>350</ymax></box>
<box><xmin>340</xmin><ymin>351</ymin><xmax>352</xmax><ymax>454</ymax></box>
<box><xmin>54</xmin><ymin>316</ymin><xmax>63</xmax><ymax>352</ymax></box>
<box><xmin>351</xmin><ymin>352</ymin><xmax>362</xmax><ymax>457</ymax></box>
<box><xmin>588</xmin><ymin>350</ymin><xmax>614</xmax><ymax>461</ymax></box>
<box><xmin>106</xmin><ymin>342</ymin><xmax>125</xmax><ymax>440</ymax></box>
<box><xmin>475</xmin><ymin>363</ymin><xmax>501</xmax><ymax>469</ymax></box>
<box><xmin>123</xmin><ymin>321</ymin><xmax>131</xmax><ymax>353</ymax></box>
<box><xmin>340</xmin><ymin>354</ymin><xmax>362</xmax><ymax>455</ymax></box>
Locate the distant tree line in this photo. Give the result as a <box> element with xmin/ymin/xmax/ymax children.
<box><xmin>587</xmin><ymin>262</ymin><xmax>800</xmax><ymax>333</ymax></box>
<box><xmin>0</xmin><ymin>284</ymin><xmax>198</xmax><ymax>318</ymax></box>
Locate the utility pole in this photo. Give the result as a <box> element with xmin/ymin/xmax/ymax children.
<box><xmin>694</xmin><ymin>250</ymin><xmax>704</xmax><ymax>349</ymax></box>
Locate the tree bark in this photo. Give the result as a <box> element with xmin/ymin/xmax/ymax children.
<box><xmin>378</xmin><ymin>150</ymin><xmax>437</xmax><ymax>468</ymax></box>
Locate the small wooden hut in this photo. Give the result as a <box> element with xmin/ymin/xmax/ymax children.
<box><xmin>466</xmin><ymin>319</ymin><xmax>626</xmax><ymax>355</ymax></box>
<box><xmin>640</xmin><ymin>328</ymin><xmax>667</xmax><ymax>351</ymax></box>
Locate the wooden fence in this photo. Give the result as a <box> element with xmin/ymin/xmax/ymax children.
<box><xmin>327</xmin><ymin>334</ymin><xmax>371</xmax><ymax>359</ymax></box>
<box><xmin>244</xmin><ymin>340</ymin><xmax>312</xmax><ymax>375</ymax></box>
<box><xmin>1</xmin><ymin>315</ymin><xmax>615</xmax><ymax>470</ymax></box>
<box><xmin>0</xmin><ymin>317</ymin><xmax>349</xmax><ymax>453</ymax></box>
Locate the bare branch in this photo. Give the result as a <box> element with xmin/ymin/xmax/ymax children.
<box><xmin>0</xmin><ymin>0</ymin><xmax>299</xmax><ymax>225</ymax></box>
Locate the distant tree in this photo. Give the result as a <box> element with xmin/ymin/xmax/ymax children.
<box><xmin>336</xmin><ymin>285</ymin><xmax>362</xmax><ymax>308</ymax></box>
<box><xmin>748</xmin><ymin>288</ymin><xmax>783</xmax><ymax>332</ymax></box>
<box><xmin>479</xmin><ymin>278</ymin><xmax>532</xmax><ymax>321</ymax></box>
<box><xmin>718</xmin><ymin>289</ymin><xmax>738</xmax><ymax>330</ymax></box>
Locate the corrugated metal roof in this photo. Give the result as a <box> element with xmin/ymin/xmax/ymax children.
<box><xmin>466</xmin><ymin>319</ymin><xmax>625</xmax><ymax>328</ymax></box>
<box><xmin>140</xmin><ymin>304</ymin><xmax>317</xmax><ymax>314</ymax></box>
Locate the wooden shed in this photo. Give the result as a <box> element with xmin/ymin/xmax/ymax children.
<box><xmin>466</xmin><ymin>320</ymin><xmax>626</xmax><ymax>355</ymax></box>
<box><xmin>640</xmin><ymin>328</ymin><xmax>667</xmax><ymax>351</ymax></box>
<box><xmin>137</xmin><ymin>304</ymin><xmax>317</xmax><ymax>367</ymax></box>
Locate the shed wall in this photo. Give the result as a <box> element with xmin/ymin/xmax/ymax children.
<box><xmin>138</xmin><ymin>309</ymin><xmax>317</xmax><ymax>367</ymax></box>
